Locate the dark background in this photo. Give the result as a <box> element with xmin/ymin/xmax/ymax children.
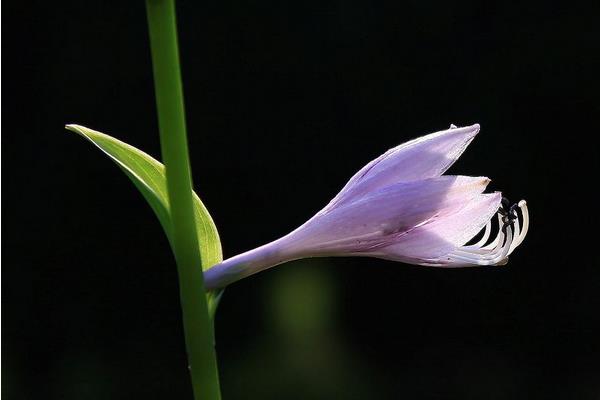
<box><xmin>3</xmin><ymin>1</ymin><xmax>599</xmax><ymax>399</ymax></box>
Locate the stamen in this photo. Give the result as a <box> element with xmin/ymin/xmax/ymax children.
<box><xmin>508</xmin><ymin>200</ymin><xmax>528</xmax><ymax>254</ymax></box>
<box><xmin>468</xmin><ymin>220</ymin><xmax>492</xmax><ymax>248</ymax></box>
<box><xmin>456</xmin><ymin>222</ymin><xmax>507</xmax><ymax>258</ymax></box>
<box><xmin>460</xmin><ymin>219</ymin><xmax>497</xmax><ymax>254</ymax></box>
<box><xmin>481</xmin><ymin>214</ymin><xmax>503</xmax><ymax>250</ymax></box>
<box><xmin>508</xmin><ymin>206</ymin><xmax>521</xmax><ymax>250</ymax></box>
<box><xmin>449</xmin><ymin>225</ymin><xmax>513</xmax><ymax>265</ymax></box>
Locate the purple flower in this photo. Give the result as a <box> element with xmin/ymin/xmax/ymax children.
<box><xmin>204</xmin><ymin>124</ymin><xmax>529</xmax><ymax>289</ymax></box>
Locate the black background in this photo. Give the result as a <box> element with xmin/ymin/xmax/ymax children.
<box><xmin>3</xmin><ymin>1</ymin><xmax>599</xmax><ymax>399</ymax></box>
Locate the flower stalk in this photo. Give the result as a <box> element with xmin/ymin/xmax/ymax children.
<box><xmin>146</xmin><ymin>1</ymin><xmax>221</xmax><ymax>399</ymax></box>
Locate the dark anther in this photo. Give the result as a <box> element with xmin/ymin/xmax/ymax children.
<box><xmin>499</xmin><ymin>197</ymin><xmax>519</xmax><ymax>233</ymax></box>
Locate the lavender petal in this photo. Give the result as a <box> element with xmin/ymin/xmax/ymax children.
<box><xmin>323</xmin><ymin>124</ymin><xmax>480</xmax><ymax>211</ymax></box>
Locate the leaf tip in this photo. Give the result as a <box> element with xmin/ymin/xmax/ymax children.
<box><xmin>65</xmin><ymin>124</ymin><xmax>82</xmax><ymax>132</ymax></box>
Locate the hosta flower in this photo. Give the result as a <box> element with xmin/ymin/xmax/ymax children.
<box><xmin>204</xmin><ymin>124</ymin><xmax>528</xmax><ymax>289</ymax></box>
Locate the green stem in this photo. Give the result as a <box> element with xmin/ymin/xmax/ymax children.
<box><xmin>145</xmin><ymin>1</ymin><xmax>221</xmax><ymax>399</ymax></box>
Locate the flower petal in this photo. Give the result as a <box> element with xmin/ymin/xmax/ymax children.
<box><xmin>284</xmin><ymin>175</ymin><xmax>491</xmax><ymax>255</ymax></box>
<box><xmin>324</xmin><ymin>124</ymin><xmax>480</xmax><ymax>211</ymax></box>
<box><xmin>373</xmin><ymin>192</ymin><xmax>502</xmax><ymax>262</ymax></box>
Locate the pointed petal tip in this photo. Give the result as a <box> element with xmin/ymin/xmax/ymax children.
<box><xmin>450</xmin><ymin>122</ymin><xmax>479</xmax><ymax>130</ymax></box>
<box><xmin>482</xmin><ymin>192</ymin><xmax>503</xmax><ymax>210</ymax></box>
<box><xmin>470</xmin><ymin>176</ymin><xmax>491</xmax><ymax>189</ymax></box>
<box><xmin>470</xmin><ymin>191</ymin><xmax>502</xmax><ymax>210</ymax></box>
<box><xmin>461</xmin><ymin>123</ymin><xmax>480</xmax><ymax>136</ymax></box>
<box><xmin>449</xmin><ymin>123</ymin><xmax>480</xmax><ymax>131</ymax></box>
<box><xmin>438</xmin><ymin>123</ymin><xmax>480</xmax><ymax>143</ymax></box>
<box><xmin>477</xmin><ymin>177</ymin><xmax>492</xmax><ymax>192</ymax></box>
<box><xmin>490</xmin><ymin>191</ymin><xmax>503</xmax><ymax>201</ymax></box>
<box><xmin>484</xmin><ymin>190</ymin><xmax>502</xmax><ymax>200</ymax></box>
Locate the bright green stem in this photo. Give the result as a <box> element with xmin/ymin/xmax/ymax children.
<box><xmin>145</xmin><ymin>1</ymin><xmax>221</xmax><ymax>399</ymax></box>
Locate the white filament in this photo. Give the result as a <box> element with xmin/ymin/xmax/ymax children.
<box><xmin>508</xmin><ymin>200</ymin><xmax>529</xmax><ymax>254</ymax></box>
<box><xmin>472</xmin><ymin>220</ymin><xmax>492</xmax><ymax>248</ymax></box>
<box><xmin>450</xmin><ymin>225</ymin><xmax>512</xmax><ymax>265</ymax></box>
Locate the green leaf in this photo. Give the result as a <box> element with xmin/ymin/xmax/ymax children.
<box><xmin>66</xmin><ymin>124</ymin><xmax>223</xmax><ymax>313</ymax></box>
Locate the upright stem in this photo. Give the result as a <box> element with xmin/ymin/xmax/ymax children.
<box><xmin>145</xmin><ymin>1</ymin><xmax>221</xmax><ymax>399</ymax></box>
